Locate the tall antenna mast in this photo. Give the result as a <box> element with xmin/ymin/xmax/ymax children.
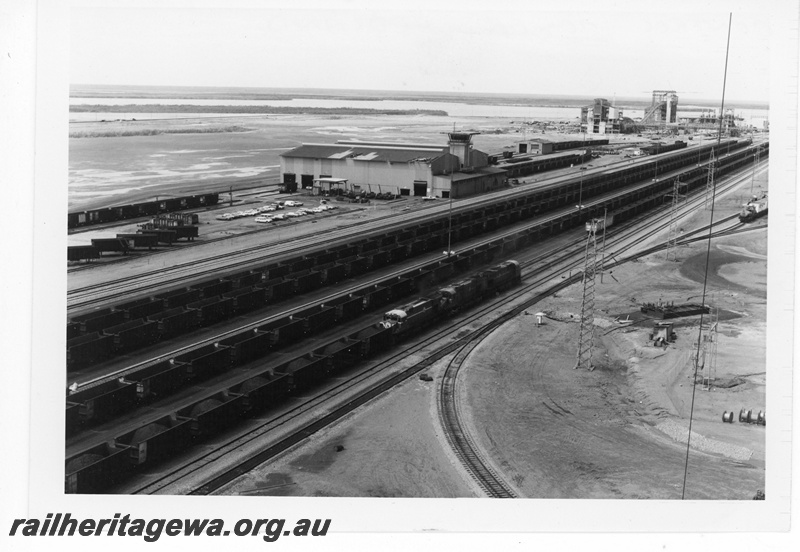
<box><xmin>682</xmin><ymin>12</ymin><xmax>733</xmax><ymax>501</ymax></box>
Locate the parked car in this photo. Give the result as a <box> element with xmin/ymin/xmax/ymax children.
<box><xmin>272</xmin><ymin>214</ymin><xmax>286</xmax><ymax>221</ymax></box>
<box><xmin>423</xmin><ymin>195</ymin><xmax>438</xmax><ymax>201</ymax></box>
<box><xmin>286</xmin><ymin>211</ymin><xmax>300</xmax><ymax>218</ymax></box>
<box><xmin>254</xmin><ymin>215</ymin><xmax>273</xmax><ymax>223</ymax></box>
<box><xmin>284</xmin><ymin>200</ymin><xmax>304</xmax><ymax>207</ymax></box>
<box><xmin>215</xmin><ymin>213</ymin><xmax>234</xmax><ymax>221</ymax></box>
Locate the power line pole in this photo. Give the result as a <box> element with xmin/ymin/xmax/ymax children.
<box><xmin>575</xmin><ymin>222</ymin><xmax>599</xmax><ymax>370</ymax></box>
<box><xmin>702</xmin><ymin>308</ymin><xmax>719</xmax><ymax>390</ymax></box>
<box><xmin>704</xmin><ymin>150</ymin><xmax>716</xmax><ymax>210</ymax></box>
<box><xmin>665</xmin><ymin>178</ymin><xmax>688</xmax><ymax>262</ymax></box>
<box><xmin>750</xmin><ymin>144</ymin><xmax>761</xmax><ymax>196</ymax></box>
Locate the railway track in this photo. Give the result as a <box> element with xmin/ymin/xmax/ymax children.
<box><xmin>438</xmin><ymin>336</ymin><xmax>517</xmax><ymax>498</ymax></box>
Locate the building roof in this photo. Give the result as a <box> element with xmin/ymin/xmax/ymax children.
<box><xmin>522</xmin><ymin>137</ymin><xmax>607</xmax><ymax>146</ymax></box>
<box><xmin>450</xmin><ymin>166</ymin><xmax>507</xmax><ymax>182</ymax></box>
<box><xmin>281</xmin><ymin>142</ymin><xmax>448</xmax><ymax>164</ymax></box>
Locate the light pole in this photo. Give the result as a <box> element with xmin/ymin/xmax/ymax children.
<box><xmin>446</xmin><ymin>188</ymin><xmax>454</xmax><ymax>257</ymax></box>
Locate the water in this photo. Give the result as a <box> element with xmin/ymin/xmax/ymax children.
<box><xmin>70</xmin><ymin>96</ymin><xmax>769</xmax><ymax>123</ymax></box>
<box><xmin>70</xmin><ymin>97</ymin><xmax>583</xmax><ymax>120</ymax></box>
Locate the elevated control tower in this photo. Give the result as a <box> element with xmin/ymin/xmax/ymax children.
<box><xmin>446</xmin><ymin>132</ymin><xmax>480</xmax><ymax>169</ymax></box>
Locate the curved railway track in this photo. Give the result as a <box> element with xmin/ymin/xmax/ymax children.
<box><xmin>438</xmin><ymin>336</ymin><xmax>517</xmax><ymax>498</ymax></box>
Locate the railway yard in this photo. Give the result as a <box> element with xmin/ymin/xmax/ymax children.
<box><xmin>65</xmin><ymin>131</ymin><xmax>769</xmax><ymax>499</ymax></box>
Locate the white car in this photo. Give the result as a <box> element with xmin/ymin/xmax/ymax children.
<box><xmin>310</xmin><ymin>207</ymin><xmax>324</xmax><ymax>213</ymax></box>
<box><xmin>254</xmin><ymin>215</ymin><xmax>273</xmax><ymax>223</ymax></box>
<box><xmin>259</xmin><ymin>206</ymin><xmax>276</xmax><ymax>212</ymax></box>
<box><xmin>422</xmin><ymin>195</ymin><xmax>438</xmax><ymax>201</ymax></box>
<box><xmin>285</xmin><ymin>211</ymin><xmax>300</xmax><ymax>218</ymax></box>
<box><xmin>244</xmin><ymin>209</ymin><xmax>259</xmax><ymax>216</ymax></box>
<box><xmin>233</xmin><ymin>211</ymin><xmax>247</xmax><ymax>218</ymax></box>
<box><xmin>272</xmin><ymin>214</ymin><xmax>286</xmax><ymax>221</ymax></box>
<box><xmin>216</xmin><ymin>213</ymin><xmax>234</xmax><ymax>221</ymax></box>
<box><xmin>284</xmin><ymin>200</ymin><xmax>304</xmax><ymax>207</ymax></box>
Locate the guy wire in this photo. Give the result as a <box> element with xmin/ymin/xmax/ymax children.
<box><xmin>681</xmin><ymin>12</ymin><xmax>732</xmax><ymax>500</ymax></box>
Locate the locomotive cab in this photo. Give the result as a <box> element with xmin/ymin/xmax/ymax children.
<box><xmin>383</xmin><ymin>309</ymin><xmax>407</xmax><ymax>324</ymax></box>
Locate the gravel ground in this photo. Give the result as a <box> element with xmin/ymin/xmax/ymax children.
<box><xmin>220</xmin><ymin>355</ymin><xmax>479</xmax><ymax>498</ymax></box>
<box><xmin>460</xmin><ymin>187</ymin><xmax>767</xmax><ymax>499</ymax></box>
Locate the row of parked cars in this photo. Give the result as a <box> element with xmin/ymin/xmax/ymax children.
<box><xmin>257</xmin><ymin>203</ymin><xmax>338</xmax><ymax>223</ymax></box>
<box><xmin>215</xmin><ymin>200</ymin><xmax>303</xmax><ymax>222</ymax></box>
<box><xmin>215</xmin><ymin>199</ymin><xmax>338</xmax><ymax>224</ymax></box>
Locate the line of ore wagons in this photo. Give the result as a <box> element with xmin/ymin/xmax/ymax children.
<box><xmin>66</xmin><ymin>198</ymin><xmax>535</xmax><ymax>371</ymax></box>
<box><xmin>67</xmin><ymin>137</ymin><xmax>756</xmax><ymax>372</ymax></box>
<box><xmin>68</xmin><ymin>213</ymin><xmax>202</xmax><ymax>262</ymax></box>
<box><xmin>68</xmin><ymin>193</ymin><xmax>220</xmax><ymax>229</ymax></box>
<box><xmin>65</xmin><ymin>257</ymin><xmax>520</xmax><ymax>493</ymax></box>
<box><xmin>69</xmin><ymin>136</ymin><xmax>759</xmax><ymax>370</ymax></box>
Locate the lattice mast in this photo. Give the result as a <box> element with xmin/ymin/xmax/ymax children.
<box><xmin>705</xmin><ymin>150</ymin><xmax>716</xmax><ymax>210</ymax></box>
<box><xmin>701</xmin><ymin>306</ymin><xmax>719</xmax><ymax>390</ymax></box>
<box><xmin>575</xmin><ymin>226</ymin><xmax>599</xmax><ymax>370</ymax></box>
<box><xmin>750</xmin><ymin>145</ymin><xmax>761</xmax><ymax>196</ymax></box>
<box><xmin>665</xmin><ymin>179</ymin><xmax>687</xmax><ymax>262</ymax></box>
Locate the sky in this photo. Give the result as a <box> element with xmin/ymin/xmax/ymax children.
<box><xmin>67</xmin><ymin>0</ymin><xmax>778</xmax><ymax>104</ymax></box>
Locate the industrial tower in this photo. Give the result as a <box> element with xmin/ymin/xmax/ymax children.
<box><xmin>665</xmin><ymin>179</ymin><xmax>688</xmax><ymax>262</ymax></box>
<box><xmin>695</xmin><ymin>305</ymin><xmax>719</xmax><ymax>390</ymax></box>
<box><xmin>575</xmin><ymin>224</ymin><xmax>600</xmax><ymax>370</ymax></box>
<box><xmin>705</xmin><ymin>150</ymin><xmax>716</xmax><ymax>210</ymax></box>
<box><xmin>750</xmin><ymin>144</ymin><xmax>762</xmax><ymax>195</ymax></box>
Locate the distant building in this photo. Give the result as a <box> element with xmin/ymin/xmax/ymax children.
<box><xmin>517</xmin><ymin>137</ymin><xmax>610</xmax><ymax>155</ymax></box>
<box><xmin>279</xmin><ymin>133</ymin><xmax>506</xmax><ymax>199</ymax></box>
<box><xmin>641</xmin><ymin>90</ymin><xmax>679</xmax><ymax>125</ymax></box>
<box><xmin>580</xmin><ymin>98</ymin><xmax>623</xmax><ymax>134</ymax></box>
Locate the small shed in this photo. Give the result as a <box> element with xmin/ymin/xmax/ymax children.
<box><xmin>653</xmin><ymin>322</ymin><xmax>674</xmax><ymax>346</ymax></box>
<box><xmin>313</xmin><ymin>177</ymin><xmax>350</xmax><ymax>195</ymax></box>
<box><xmin>518</xmin><ymin>139</ymin><xmax>554</xmax><ymax>155</ymax></box>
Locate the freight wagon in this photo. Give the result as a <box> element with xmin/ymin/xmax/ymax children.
<box><xmin>67</xmin><ymin>245</ymin><xmax>100</xmax><ymax>262</ymax></box>
<box><xmin>91</xmin><ymin>238</ymin><xmax>130</xmax><ymax>256</ymax></box>
<box><xmin>585</xmin><ymin>214</ymin><xmax>614</xmax><ymax>234</ymax></box>
<box><xmin>233</xmin><ymin>373</ymin><xmax>291</xmax><ymax>415</ymax></box>
<box><xmin>68</xmin><ymin>193</ymin><xmax>219</xmax><ymax>229</ymax></box>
